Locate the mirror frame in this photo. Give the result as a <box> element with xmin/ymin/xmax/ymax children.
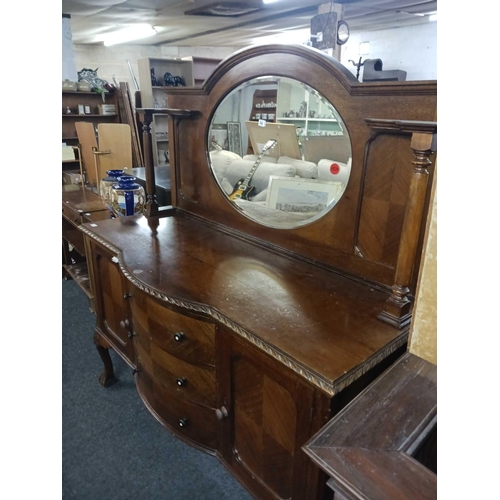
<box><xmin>163</xmin><ymin>44</ymin><xmax>437</xmax><ymax>290</ymax></box>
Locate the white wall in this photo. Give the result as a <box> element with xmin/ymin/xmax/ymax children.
<box><xmin>340</xmin><ymin>21</ymin><xmax>437</xmax><ymax>81</ymax></box>
<box><xmin>62</xmin><ymin>17</ymin><xmax>77</xmax><ymax>81</ymax></box>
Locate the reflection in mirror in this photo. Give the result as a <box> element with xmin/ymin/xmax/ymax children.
<box><xmin>208</xmin><ymin>76</ymin><xmax>352</xmax><ymax>229</ymax></box>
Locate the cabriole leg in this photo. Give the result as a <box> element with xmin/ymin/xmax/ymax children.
<box><xmin>93</xmin><ymin>331</ymin><xmax>116</xmax><ymax>387</ymax></box>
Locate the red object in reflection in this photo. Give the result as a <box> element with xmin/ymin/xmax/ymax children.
<box><xmin>329</xmin><ymin>163</ymin><xmax>340</xmax><ymax>175</ymax></box>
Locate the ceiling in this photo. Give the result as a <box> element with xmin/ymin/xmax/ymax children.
<box><xmin>63</xmin><ymin>0</ymin><xmax>437</xmax><ymax>47</ymax></box>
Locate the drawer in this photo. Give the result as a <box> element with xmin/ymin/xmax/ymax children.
<box><xmin>62</xmin><ymin>201</ymin><xmax>82</xmax><ymax>226</ymax></box>
<box><xmin>130</xmin><ymin>287</ymin><xmax>215</xmax><ymax>366</ymax></box>
<box><xmin>137</xmin><ymin>368</ymin><xmax>217</xmax><ymax>451</ymax></box>
<box><xmin>136</xmin><ymin>333</ymin><xmax>216</xmax><ymax>408</ymax></box>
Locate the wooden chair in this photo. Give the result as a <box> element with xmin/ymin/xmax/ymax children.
<box><xmin>75</xmin><ymin>122</ymin><xmax>133</xmax><ymax>188</ymax></box>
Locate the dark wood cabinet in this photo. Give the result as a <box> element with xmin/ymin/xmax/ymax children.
<box><xmin>81</xmin><ymin>218</ymin><xmax>409</xmax><ymax>499</ymax></box>
<box><xmin>79</xmin><ymin>44</ymin><xmax>436</xmax><ymax>499</ymax></box>
<box><xmin>304</xmin><ymin>353</ymin><xmax>437</xmax><ymax>500</ymax></box>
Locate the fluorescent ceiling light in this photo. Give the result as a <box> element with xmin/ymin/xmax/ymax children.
<box><xmin>101</xmin><ymin>24</ymin><xmax>157</xmax><ymax>46</ymax></box>
<box><xmin>263</xmin><ymin>0</ymin><xmax>282</xmax><ymax>4</ymax></box>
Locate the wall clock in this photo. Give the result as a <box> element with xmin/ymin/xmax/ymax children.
<box><xmin>337</xmin><ymin>20</ymin><xmax>350</xmax><ymax>45</ymax></box>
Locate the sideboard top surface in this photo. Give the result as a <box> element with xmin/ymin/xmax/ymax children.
<box><xmin>81</xmin><ymin>213</ymin><xmax>407</xmax><ymax>394</ymax></box>
<box><xmin>62</xmin><ymin>186</ymin><xmax>108</xmax><ymax>214</ymax></box>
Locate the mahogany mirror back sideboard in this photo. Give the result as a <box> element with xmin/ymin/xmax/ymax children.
<box><xmin>79</xmin><ymin>44</ymin><xmax>437</xmax><ymax>500</ymax></box>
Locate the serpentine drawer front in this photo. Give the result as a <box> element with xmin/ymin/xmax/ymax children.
<box><xmin>130</xmin><ymin>285</ymin><xmax>218</xmax><ymax>450</ymax></box>
<box><xmin>136</xmin><ymin>367</ymin><xmax>218</xmax><ymax>451</ymax></box>
<box><xmin>135</xmin><ymin>332</ymin><xmax>216</xmax><ymax>408</ymax></box>
<box><xmin>129</xmin><ymin>287</ymin><xmax>215</xmax><ymax>367</ymax></box>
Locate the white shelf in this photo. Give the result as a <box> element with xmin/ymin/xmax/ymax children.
<box><xmin>276</xmin><ymin>81</ymin><xmax>343</xmax><ymax>136</ymax></box>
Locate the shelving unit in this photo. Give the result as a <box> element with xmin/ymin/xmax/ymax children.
<box><xmin>62</xmin><ymin>90</ymin><xmax>120</xmax><ymax>180</ymax></box>
<box><xmin>62</xmin><ymin>145</ymin><xmax>84</xmax><ymax>186</ymax></box>
<box><xmin>137</xmin><ymin>56</ymin><xmax>221</xmax><ymax>166</ymax></box>
<box><xmin>276</xmin><ymin>80</ymin><xmax>344</xmax><ymax>137</ymax></box>
<box><xmin>138</xmin><ymin>57</ymin><xmax>193</xmax><ymax>168</ymax></box>
<box><xmin>246</xmin><ymin>88</ymin><xmax>277</xmax><ymax>154</ymax></box>
<box><xmin>190</xmin><ymin>56</ymin><xmax>222</xmax><ymax>86</ymax></box>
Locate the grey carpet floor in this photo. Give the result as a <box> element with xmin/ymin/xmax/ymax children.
<box><xmin>62</xmin><ymin>278</ymin><xmax>253</xmax><ymax>500</ymax></box>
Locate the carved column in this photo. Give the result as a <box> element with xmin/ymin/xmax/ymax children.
<box><xmin>364</xmin><ymin>119</ymin><xmax>437</xmax><ymax>329</ymax></box>
<box><xmin>377</xmin><ymin>125</ymin><xmax>437</xmax><ymax>328</ymax></box>
<box><xmin>136</xmin><ymin>108</ymin><xmax>161</xmax><ymax>217</ymax></box>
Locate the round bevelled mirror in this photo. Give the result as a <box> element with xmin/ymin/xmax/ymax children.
<box><xmin>207</xmin><ymin>76</ymin><xmax>352</xmax><ymax>229</ymax></box>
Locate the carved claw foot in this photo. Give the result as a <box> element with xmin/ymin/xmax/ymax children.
<box><xmin>99</xmin><ymin>371</ymin><xmax>116</xmax><ymax>388</ymax></box>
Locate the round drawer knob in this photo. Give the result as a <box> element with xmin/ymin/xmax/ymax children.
<box><xmin>176</xmin><ymin>377</ymin><xmax>187</xmax><ymax>387</ymax></box>
<box><xmin>120</xmin><ymin>319</ymin><xmax>130</xmax><ymax>329</ymax></box>
<box><xmin>178</xmin><ymin>418</ymin><xmax>188</xmax><ymax>428</ymax></box>
<box><xmin>215</xmin><ymin>406</ymin><xmax>229</xmax><ymax>420</ymax></box>
<box><xmin>173</xmin><ymin>332</ymin><xmax>185</xmax><ymax>342</ymax></box>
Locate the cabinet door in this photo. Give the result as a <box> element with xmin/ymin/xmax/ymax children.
<box><xmin>90</xmin><ymin>242</ymin><xmax>134</xmax><ymax>364</ymax></box>
<box><xmin>217</xmin><ymin>328</ymin><xmax>325</xmax><ymax>500</ymax></box>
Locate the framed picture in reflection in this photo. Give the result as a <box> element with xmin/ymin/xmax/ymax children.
<box><xmin>266</xmin><ymin>176</ymin><xmax>342</xmax><ymax>213</ymax></box>
<box><xmin>227</xmin><ymin>121</ymin><xmax>242</xmax><ymax>157</ymax></box>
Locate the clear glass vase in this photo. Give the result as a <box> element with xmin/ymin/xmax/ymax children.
<box><xmin>99</xmin><ymin>169</ymin><xmax>125</xmax><ymax>213</ymax></box>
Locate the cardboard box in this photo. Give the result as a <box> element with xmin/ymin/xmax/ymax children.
<box><xmin>98</xmin><ymin>104</ymin><xmax>116</xmax><ymax>115</ymax></box>
<box><xmin>62</xmin><ymin>172</ymin><xmax>82</xmax><ymax>185</ymax></box>
<box><xmin>62</xmin><ymin>146</ymin><xmax>75</xmax><ymax>161</ymax></box>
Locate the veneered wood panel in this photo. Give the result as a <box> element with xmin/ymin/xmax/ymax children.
<box><xmin>89</xmin><ymin>242</ymin><xmax>135</xmax><ymax>365</ymax></box>
<box><xmin>233</xmin><ymin>356</ymin><xmax>297</xmax><ymax>499</ymax></box>
<box><xmin>96</xmin><ymin>253</ymin><xmax>129</xmax><ymax>346</ymax></box>
<box><xmin>357</xmin><ymin>134</ymin><xmax>413</xmax><ymax>267</ymax></box>
<box><xmin>215</xmin><ymin>329</ymin><xmax>322</xmax><ymax>500</ymax></box>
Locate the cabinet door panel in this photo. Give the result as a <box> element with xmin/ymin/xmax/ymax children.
<box><xmin>233</xmin><ymin>356</ymin><xmax>296</xmax><ymax>497</ymax></box>
<box><xmin>217</xmin><ymin>328</ymin><xmax>319</xmax><ymax>500</ymax></box>
<box><xmin>90</xmin><ymin>243</ymin><xmax>133</xmax><ymax>363</ymax></box>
